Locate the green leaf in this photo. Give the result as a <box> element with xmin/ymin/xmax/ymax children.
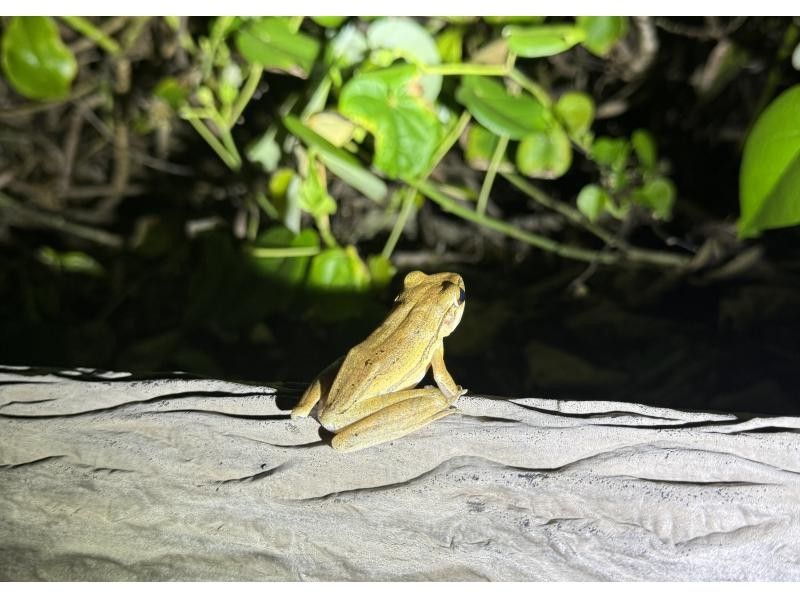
<box><xmin>339</xmin><ymin>64</ymin><xmax>442</xmax><ymax>179</ymax></box>
<box><xmin>555</xmin><ymin>91</ymin><xmax>595</xmax><ymax>136</ymax></box>
<box><xmin>366</xmin><ymin>17</ymin><xmax>442</xmax><ymax>102</ymax></box>
<box><xmin>503</xmin><ymin>25</ymin><xmax>586</xmax><ymax>58</ymax></box>
<box><xmin>283</xmin><ymin>115</ymin><xmax>388</xmax><ymax>202</ymax></box>
<box><xmin>455</xmin><ymin>76</ymin><xmax>550</xmax><ymax>140</ymax></box>
<box><xmin>1</xmin><ymin>16</ymin><xmax>77</xmax><ymax>100</ymax></box>
<box><xmin>308</xmin><ymin>246</ymin><xmax>371</xmax><ymax>291</ymax></box>
<box><xmin>153</xmin><ymin>77</ymin><xmax>188</xmax><ymax>110</ymax></box>
<box><xmin>250</xmin><ymin>226</ymin><xmax>319</xmax><ymax>286</ymax></box>
<box><xmin>436</xmin><ymin>27</ymin><xmax>463</xmax><ymax>63</ymax></box>
<box><xmin>464</xmin><ymin>125</ymin><xmax>514</xmax><ymax>172</ymax></box>
<box><xmin>312</xmin><ymin>16</ymin><xmax>347</xmax><ymax>28</ymax></box>
<box><xmin>327</xmin><ymin>24</ymin><xmax>368</xmax><ymax>68</ymax></box>
<box><xmin>632</xmin><ymin>177</ymin><xmax>676</xmax><ymax>220</ymax></box>
<box><xmin>591</xmin><ymin>136</ymin><xmax>630</xmax><ymax>170</ymax></box>
<box><xmin>299</xmin><ymin>159</ymin><xmax>337</xmax><ymax>218</ymax></box>
<box><xmin>516</xmin><ymin>125</ymin><xmax>572</xmax><ymax>179</ymax></box>
<box><xmin>367</xmin><ymin>254</ymin><xmax>397</xmax><ymax>288</ymax></box>
<box><xmin>739</xmin><ymin>84</ymin><xmax>800</xmax><ymax>238</ymax></box>
<box><xmin>631</xmin><ymin>129</ymin><xmax>657</xmax><ymax>170</ymax></box>
<box><xmin>576</xmin><ymin>16</ymin><xmax>629</xmax><ymax>57</ymax></box>
<box><xmin>576</xmin><ymin>185</ymin><xmax>610</xmax><ymax>222</ymax></box>
<box><xmin>235</xmin><ymin>17</ymin><xmax>320</xmax><ymax>78</ymax></box>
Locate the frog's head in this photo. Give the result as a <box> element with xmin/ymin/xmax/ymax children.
<box><xmin>399</xmin><ymin>271</ymin><xmax>466</xmax><ymax>337</ymax></box>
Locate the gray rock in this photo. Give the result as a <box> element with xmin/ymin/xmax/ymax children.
<box><xmin>1</xmin><ymin>366</ymin><xmax>798</xmax><ymax>581</ymax></box>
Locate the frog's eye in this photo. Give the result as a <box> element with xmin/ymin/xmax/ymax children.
<box><xmin>458</xmin><ymin>287</ymin><xmax>466</xmax><ymax>305</ymax></box>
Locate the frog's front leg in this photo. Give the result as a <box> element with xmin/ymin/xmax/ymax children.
<box><xmin>292</xmin><ymin>357</ymin><xmax>344</xmax><ymax>419</ymax></box>
<box><xmin>329</xmin><ymin>387</ymin><xmax>458</xmax><ymax>452</ymax></box>
<box><xmin>431</xmin><ymin>342</ymin><xmax>467</xmax><ymax>399</ymax></box>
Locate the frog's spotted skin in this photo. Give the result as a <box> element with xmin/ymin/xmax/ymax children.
<box><xmin>291</xmin><ymin>271</ymin><xmax>467</xmax><ymax>452</ymax></box>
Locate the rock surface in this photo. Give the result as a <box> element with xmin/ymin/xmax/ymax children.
<box><xmin>1</xmin><ymin>365</ymin><xmax>799</xmax><ymax>581</ymax></box>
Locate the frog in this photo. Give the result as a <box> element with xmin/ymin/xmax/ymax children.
<box><xmin>291</xmin><ymin>270</ymin><xmax>467</xmax><ymax>452</ymax></box>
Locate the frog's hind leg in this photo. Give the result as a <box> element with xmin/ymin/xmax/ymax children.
<box><xmin>330</xmin><ymin>388</ymin><xmax>458</xmax><ymax>452</ymax></box>
<box><xmin>292</xmin><ymin>357</ymin><xmax>343</xmax><ymax>419</ymax></box>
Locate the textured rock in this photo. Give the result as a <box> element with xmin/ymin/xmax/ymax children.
<box><xmin>1</xmin><ymin>365</ymin><xmax>799</xmax><ymax>581</ymax></box>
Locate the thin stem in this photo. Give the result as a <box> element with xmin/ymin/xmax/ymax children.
<box><xmin>421</xmin><ymin>63</ymin><xmax>509</xmax><ymax>76</ymax></box>
<box><xmin>430</xmin><ymin>110</ymin><xmax>471</xmax><ymax>170</ymax></box>
<box><xmin>502</xmin><ymin>173</ymin><xmax>618</xmax><ymax>246</ymax></box>
<box><xmin>61</xmin><ymin>16</ymin><xmax>121</xmax><ymax>55</ymax></box>
<box><xmin>228</xmin><ymin>64</ymin><xmax>263</xmax><ymax>128</ymax></box>
<box><xmin>382</xmin><ymin>187</ymin><xmax>417</xmax><ymax>259</ymax></box>
<box><xmin>301</xmin><ymin>75</ymin><xmax>332</xmax><ymax>119</ymax></box>
<box><xmin>316</xmin><ymin>215</ymin><xmax>338</xmax><ymax>248</ymax></box>
<box><xmin>477</xmin><ymin>134</ymin><xmax>509</xmax><ymax>215</ymax></box>
<box><xmin>0</xmin><ymin>191</ymin><xmax>123</xmax><ymax>248</ymax></box>
<box><xmin>411</xmin><ymin>179</ymin><xmax>619</xmax><ymax>265</ymax></box>
<box><xmin>411</xmin><ymin>180</ymin><xmax>692</xmax><ymax>268</ymax></box>
<box><xmin>219</xmin><ymin>128</ymin><xmax>242</xmax><ymax>170</ymax></box>
<box><xmin>508</xmin><ymin>68</ymin><xmax>552</xmax><ymax>107</ymax></box>
<box><xmin>502</xmin><ymin>173</ymin><xmax>692</xmax><ymax>268</ymax></box>
<box><xmin>249</xmin><ymin>246</ymin><xmax>321</xmax><ymax>258</ymax></box>
<box><xmin>184</xmin><ymin>115</ymin><xmax>240</xmax><ymax>170</ymax></box>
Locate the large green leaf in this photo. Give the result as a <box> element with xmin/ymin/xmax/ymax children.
<box><xmin>366</xmin><ymin>17</ymin><xmax>441</xmax><ymax>102</ymax></box>
<box><xmin>576</xmin><ymin>16</ymin><xmax>629</xmax><ymax>57</ymax></box>
<box><xmin>455</xmin><ymin>75</ymin><xmax>550</xmax><ymax>140</ymax></box>
<box><xmin>235</xmin><ymin>17</ymin><xmax>320</xmax><ymax>78</ymax></box>
<box><xmin>503</xmin><ymin>25</ymin><xmax>585</xmax><ymax>58</ymax></box>
<box><xmin>339</xmin><ymin>64</ymin><xmax>442</xmax><ymax>179</ymax></box>
<box><xmin>1</xmin><ymin>16</ymin><xmax>77</xmax><ymax>100</ymax></box>
<box><xmin>739</xmin><ymin>85</ymin><xmax>800</xmax><ymax>238</ymax></box>
<box><xmin>283</xmin><ymin>115</ymin><xmax>388</xmax><ymax>202</ymax></box>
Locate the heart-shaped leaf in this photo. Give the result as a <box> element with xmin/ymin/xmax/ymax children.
<box><xmin>1</xmin><ymin>16</ymin><xmax>77</xmax><ymax>100</ymax></box>
<box><xmin>455</xmin><ymin>75</ymin><xmax>550</xmax><ymax>139</ymax></box>
<box><xmin>339</xmin><ymin>64</ymin><xmax>442</xmax><ymax>179</ymax></box>
<box><xmin>739</xmin><ymin>84</ymin><xmax>800</xmax><ymax>238</ymax></box>
<box><xmin>516</xmin><ymin>125</ymin><xmax>572</xmax><ymax>179</ymax></box>
<box><xmin>503</xmin><ymin>25</ymin><xmax>586</xmax><ymax>58</ymax></box>
<box><xmin>235</xmin><ymin>17</ymin><xmax>320</xmax><ymax>78</ymax></box>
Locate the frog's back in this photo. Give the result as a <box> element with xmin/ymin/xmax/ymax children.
<box><xmin>325</xmin><ymin>304</ymin><xmax>440</xmax><ymax>411</ymax></box>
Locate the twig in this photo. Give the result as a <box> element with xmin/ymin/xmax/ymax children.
<box><xmin>412</xmin><ymin>179</ymin><xmax>692</xmax><ymax>269</ymax></box>
<box><xmin>0</xmin><ymin>191</ymin><xmax>123</xmax><ymax>248</ymax></box>
<box><xmin>502</xmin><ymin>173</ymin><xmax>692</xmax><ymax>268</ymax></box>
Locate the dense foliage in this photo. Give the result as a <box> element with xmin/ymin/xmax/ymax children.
<box><xmin>1</xmin><ymin>17</ymin><xmax>799</xmax><ymax>396</ymax></box>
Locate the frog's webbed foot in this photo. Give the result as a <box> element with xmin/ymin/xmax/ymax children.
<box><xmin>330</xmin><ymin>388</ymin><xmax>458</xmax><ymax>452</ymax></box>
